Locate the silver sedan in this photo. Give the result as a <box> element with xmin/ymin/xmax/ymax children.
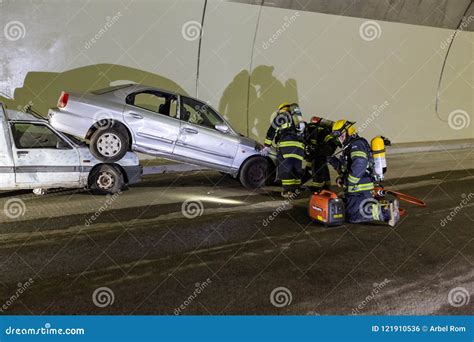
<box><xmin>48</xmin><ymin>84</ymin><xmax>276</xmax><ymax>188</ymax></box>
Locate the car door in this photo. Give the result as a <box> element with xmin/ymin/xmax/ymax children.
<box><xmin>174</xmin><ymin>96</ymin><xmax>239</xmax><ymax>169</ymax></box>
<box><xmin>123</xmin><ymin>90</ymin><xmax>181</xmax><ymax>154</ymax></box>
<box><xmin>10</xmin><ymin>122</ymin><xmax>81</xmax><ymax>185</ymax></box>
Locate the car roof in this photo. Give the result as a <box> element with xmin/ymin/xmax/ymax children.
<box><xmin>93</xmin><ymin>84</ymin><xmax>206</xmax><ymax>102</ymax></box>
<box><xmin>6</xmin><ymin>109</ymin><xmax>46</xmax><ymax>122</ymax></box>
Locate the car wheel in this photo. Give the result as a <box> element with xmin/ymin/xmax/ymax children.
<box><xmin>90</xmin><ymin>127</ymin><xmax>129</xmax><ymax>162</ymax></box>
<box><xmin>89</xmin><ymin>164</ymin><xmax>124</xmax><ymax>195</ymax></box>
<box><xmin>239</xmin><ymin>157</ymin><xmax>269</xmax><ymax>189</ymax></box>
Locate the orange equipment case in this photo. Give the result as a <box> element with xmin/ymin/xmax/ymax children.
<box><xmin>308</xmin><ymin>190</ymin><xmax>345</xmax><ymax>226</ymax></box>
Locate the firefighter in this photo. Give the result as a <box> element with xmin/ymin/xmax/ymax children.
<box><xmin>329</xmin><ymin>120</ymin><xmax>399</xmax><ymax>227</ymax></box>
<box><xmin>304</xmin><ymin>116</ymin><xmax>338</xmax><ymax>192</ymax></box>
<box><xmin>260</xmin><ymin>103</ymin><xmax>305</xmax><ymax>198</ymax></box>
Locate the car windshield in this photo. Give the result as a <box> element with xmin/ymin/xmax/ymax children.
<box><xmin>64</xmin><ymin>133</ymin><xmax>86</xmax><ymax>146</ymax></box>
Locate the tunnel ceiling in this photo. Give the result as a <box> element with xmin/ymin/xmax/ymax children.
<box><xmin>230</xmin><ymin>0</ymin><xmax>474</xmax><ymax>31</ymax></box>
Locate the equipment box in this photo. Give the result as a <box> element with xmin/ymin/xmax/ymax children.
<box><xmin>308</xmin><ymin>190</ymin><xmax>345</xmax><ymax>226</ymax></box>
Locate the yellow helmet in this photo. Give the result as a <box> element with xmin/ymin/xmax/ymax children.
<box><xmin>332</xmin><ymin>120</ymin><xmax>357</xmax><ymax>136</ymax></box>
<box><xmin>278</xmin><ymin>102</ymin><xmax>291</xmax><ymax>111</ymax></box>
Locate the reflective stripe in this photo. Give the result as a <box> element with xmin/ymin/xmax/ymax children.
<box><xmin>282</xmin><ymin>154</ymin><xmax>304</xmax><ymax>161</ymax></box>
<box><xmin>310</xmin><ymin>181</ymin><xmax>325</xmax><ymax>187</ymax></box>
<box><xmin>323</xmin><ymin>135</ymin><xmax>333</xmax><ymax>143</ymax></box>
<box><xmin>310</xmin><ymin>139</ymin><xmax>317</xmax><ymax>144</ymax></box>
<box><xmin>347</xmin><ymin>182</ymin><xmax>374</xmax><ymax>193</ymax></box>
<box><xmin>281</xmin><ymin>123</ymin><xmax>291</xmax><ymax>129</ymax></box>
<box><xmin>282</xmin><ymin>179</ymin><xmax>300</xmax><ymax>185</ymax></box>
<box><xmin>347</xmin><ymin>174</ymin><xmax>360</xmax><ymax>184</ymax></box>
<box><xmin>350</xmin><ymin>151</ymin><xmax>367</xmax><ymax>159</ymax></box>
<box><xmin>372</xmin><ymin>203</ymin><xmax>380</xmax><ymax>220</ymax></box>
<box><xmin>278</xmin><ymin>141</ymin><xmax>304</xmax><ymax>149</ymax></box>
<box><xmin>264</xmin><ymin>138</ymin><xmax>273</xmax><ymax>145</ymax></box>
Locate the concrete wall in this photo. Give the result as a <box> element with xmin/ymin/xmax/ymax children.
<box><xmin>1</xmin><ymin>0</ymin><xmax>472</xmax><ymax>144</ymax></box>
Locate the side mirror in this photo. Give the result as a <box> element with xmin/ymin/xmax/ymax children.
<box><xmin>215</xmin><ymin>124</ymin><xmax>229</xmax><ymax>133</ymax></box>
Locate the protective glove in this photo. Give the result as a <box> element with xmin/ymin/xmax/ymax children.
<box><xmin>260</xmin><ymin>146</ymin><xmax>271</xmax><ymax>157</ymax></box>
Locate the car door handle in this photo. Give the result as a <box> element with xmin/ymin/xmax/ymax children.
<box><xmin>129</xmin><ymin>113</ymin><xmax>143</xmax><ymax>119</ymax></box>
<box><xmin>17</xmin><ymin>151</ymin><xmax>29</xmax><ymax>157</ymax></box>
<box><xmin>183</xmin><ymin>128</ymin><xmax>198</xmax><ymax>134</ymax></box>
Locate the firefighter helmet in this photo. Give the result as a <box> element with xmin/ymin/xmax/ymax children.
<box><xmin>278</xmin><ymin>102</ymin><xmax>291</xmax><ymax>112</ymax></box>
<box><xmin>332</xmin><ymin>120</ymin><xmax>356</xmax><ymax>137</ymax></box>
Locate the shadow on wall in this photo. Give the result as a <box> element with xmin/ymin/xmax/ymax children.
<box><xmin>0</xmin><ymin>64</ymin><xmax>188</xmax><ymax>116</ymax></box>
<box><xmin>219</xmin><ymin>65</ymin><xmax>298</xmax><ymax>141</ymax></box>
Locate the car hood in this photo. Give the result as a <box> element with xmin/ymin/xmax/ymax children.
<box><xmin>77</xmin><ymin>147</ymin><xmax>140</xmax><ymax>167</ymax></box>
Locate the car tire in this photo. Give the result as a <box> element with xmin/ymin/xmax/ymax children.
<box><xmin>90</xmin><ymin>126</ymin><xmax>129</xmax><ymax>162</ymax></box>
<box><xmin>89</xmin><ymin>164</ymin><xmax>124</xmax><ymax>195</ymax></box>
<box><xmin>239</xmin><ymin>157</ymin><xmax>269</xmax><ymax>189</ymax></box>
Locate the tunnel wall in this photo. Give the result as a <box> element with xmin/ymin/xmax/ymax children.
<box><xmin>0</xmin><ymin>0</ymin><xmax>472</xmax><ymax>144</ymax></box>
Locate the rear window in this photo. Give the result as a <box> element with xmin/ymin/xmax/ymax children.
<box><xmin>91</xmin><ymin>84</ymin><xmax>133</xmax><ymax>95</ymax></box>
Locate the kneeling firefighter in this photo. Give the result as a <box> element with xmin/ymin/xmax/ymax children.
<box><xmin>261</xmin><ymin>103</ymin><xmax>305</xmax><ymax>197</ymax></box>
<box><xmin>304</xmin><ymin>116</ymin><xmax>338</xmax><ymax>192</ymax></box>
<box><xmin>329</xmin><ymin>120</ymin><xmax>399</xmax><ymax>227</ymax></box>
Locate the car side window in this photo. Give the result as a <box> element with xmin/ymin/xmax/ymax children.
<box><xmin>181</xmin><ymin>97</ymin><xmax>224</xmax><ymax>130</ymax></box>
<box><xmin>129</xmin><ymin>91</ymin><xmax>178</xmax><ymax>118</ymax></box>
<box><xmin>11</xmin><ymin>123</ymin><xmax>71</xmax><ymax>149</ymax></box>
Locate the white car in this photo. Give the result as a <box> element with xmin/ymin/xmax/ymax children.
<box><xmin>48</xmin><ymin>84</ymin><xmax>276</xmax><ymax>188</ymax></box>
<box><xmin>0</xmin><ymin>103</ymin><xmax>141</xmax><ymax>195</ymax></box>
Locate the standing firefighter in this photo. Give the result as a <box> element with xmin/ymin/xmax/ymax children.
<box><xmin>261</xmin><ymin>103</ymin><xmax>305</xmax><ymax>197</ymax></box>
<box><xmin>305</xmin><ymin>116</ymin><xmax>338</xmax><ymax>192</ymax></box>
<box><xmin>329</xmin><ymin>120</ymin><xmax>399</xmax><ymax>227</ymax></box>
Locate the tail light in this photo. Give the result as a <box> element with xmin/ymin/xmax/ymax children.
<box><xmin>58</xmin><ymin>91</ymin><xmax>69</xmax><ymax>108</ymax></box>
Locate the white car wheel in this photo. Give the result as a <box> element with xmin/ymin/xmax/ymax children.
<box><xmin>97</xmin><ymin>133</ymin><xmax>122</xmax><ymax>157</ymax></box>
<box><xmin>90</xmin><ymin>126</ymin><xmax>130</xmax><ymax>162</ymax></box>
<box><xmin>96</xmin><ymin>170</ymin><xmax>115</xmax><ymax>191</ymax></box>
<box><xmin>89</xmin><ymin>164</ymin><xmax>125</xmax><ymax>195</ymax></box>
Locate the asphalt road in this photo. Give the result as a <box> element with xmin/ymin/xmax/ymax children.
<box><xmin>0</xmin><ymin>151</ymin><xmax>473</xmax><ymax>315</ymax></box>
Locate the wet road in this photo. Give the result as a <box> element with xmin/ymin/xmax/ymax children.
<box><xmin>0</xmin><ymin>154</ymin><xmax>473</xmax><ymax>315</ymax></box>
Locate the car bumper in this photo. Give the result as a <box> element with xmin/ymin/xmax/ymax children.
<box><xmin>122</xmin><ymin>165</ymin><xmax>142</xmax><ymax>185</ymax></box>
